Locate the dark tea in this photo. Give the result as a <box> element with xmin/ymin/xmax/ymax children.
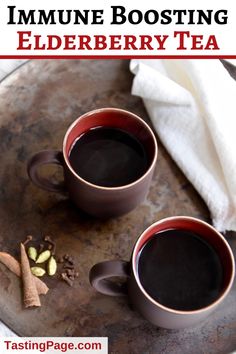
<box><xmin>69</xmin><ymin>126</ymin><xmax>149</xmax><ymax>187</ymax></box>
<box><xmin>137</xmin><ymin>229</ymin><xmax>223</xmax><ymax>311</ymax></box>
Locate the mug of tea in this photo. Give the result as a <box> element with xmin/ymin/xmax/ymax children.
<box><xmin>27</xmin><ymin>108</ymin><xmax>158</xmax><ymax>218</ymax></box>
<box><xmin>89</xmin><ymin>216</ymin><xmax>235</xmax><ymax>329</ymax></box>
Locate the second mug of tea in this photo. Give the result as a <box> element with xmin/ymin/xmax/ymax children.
<box><xmin>89</xmin><ymin>216</ymin><xmax>235</xmax><ymax>329</ymax></box>
<box><xmin>27</xmin><ymin>108</ymin><xmax>158</xmax><ymax>218</ymax></box>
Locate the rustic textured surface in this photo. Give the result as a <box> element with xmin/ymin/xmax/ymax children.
<box><xmin>0</xmin><ymin>60</ymin><xmax>235</xmax><ymax>353</ymax></box>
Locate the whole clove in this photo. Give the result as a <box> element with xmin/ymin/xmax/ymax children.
<box><xmin>65</xmin><ymin>269</ymin><xmax>75</xmax><ymax>280</ymax></box>
<box><xmin>64</xmin><ymin>267</ymin><xmax>79</xmax><ymax>283</ymax></box>
<box><xmin>57</xmin><ymin>252</ymin><xmax>79</xmax><ymax>287</ymax></box>
<box><xmin>23</xmin><ymin>235</ymin><xmax>33</xmax><ymax>246</ymax></box>
<box><xmin>62</xmin><ymin>254</ymin><xmax>74</xmax><ymax>265</ymax></box>
<box><xmin>39</xmin><ymin>243</ymin><xmax>44</xmax><ymax>253</ymax></box>
<box><xmin>65</xmin><ymin>269</ymin><xmax>74</xmax><ymax>276</ymax></box>
<box><xmin>57</xmin><ymin>256</ymin><xmax>65</xmax><ymax>264</ymax></box>
<box><xmin>61</xmin><ymin>272</ymin><xmax>73</xmax><ymax>287</ymax></box>
<box><xmin>65</xmin><ymin>256</ymin><xmax>74</xmax><ymax>265</ymax></box>
<box><xmin>44</xmin><ymin>235</ymin><xmax>56</xmax><ymax>256</ymax></box>
<box><xmin>59</xmin><ymin>254</ymin><xmax>74</xmax><ymax>264</ymax></box>
<box><xmin>63</xmin><ymin>264</ymin><xmax>74</xmax><ymax>270</ymax></box>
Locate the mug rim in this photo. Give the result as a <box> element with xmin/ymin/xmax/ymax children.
<box><xmin>62</xmin><ymin>107</ymin><xmax>158</xmax><ymax>191</ymax></box>
<box><xmin>132</xmin><ymin>216</ymin><xmax>235</xmax><ymax>315</ymax></box>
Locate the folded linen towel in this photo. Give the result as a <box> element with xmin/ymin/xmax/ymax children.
<box><xmin>130</xmin><ymin>59</ymin><xmax>236</xmax><ymax>232</ymax></box>
<box><xmin>0</xmin><ymin>322</ymin><xmax>16</xmax><ymax>336</ymax></box>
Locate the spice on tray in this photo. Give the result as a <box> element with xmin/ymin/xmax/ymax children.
<box><xmin>63</xmin><ymin>264</ymin><xmax>74</xmax><ymax>270</ymax></box>
<box><xmin>0</xmin><ymin>252</ymin><xmax>48</xmax><ymax>295</ymax></box>
<box><xmin>0</xmin><ymin>252</ymin><xmax>21</xmax><ymax>277</ymax></box>
<box><xmin>31</xmin><ymin>267</ymin><xmax>46</xmax><ymax>277</ymax></box>
<box><xmin>39</xmin><ymin>243</ymin><xmax>44</xmax><ymax>253</ymax></box>
<box><xmin>20</xmin><ymin>243</ymin><xmax>41</xmax><ymax>308</ymax></box>
<box><xmin>57</xmin><ymin>256</ymin><xmax>64</xmax><ymax>263</ymax></box>
<box><xmin>47</xmin><ymin>256</ymin><xmax>57</xmax><ymax>276</ymax></box>
<box><xmin>28</xmin><ymin>247</ymin><xmax>37</xmax><ymax>261</ymax></box>
<box><xmin>23</xmin><ymin>235</ymin><xmax>33</xmax><ymax>245</ymax></box>
<box><xmin>26</xmin><ymin>236</ymin><xmax>59</xmax><ymax>278</ymax></box>
<box><xmin>61</xmin><ymin>272</ymin><xmax>74</xmax><ymax>287</ymax></box>
<box><xmin>64</xmin><ymin>254</ymin><xmax>74</xmax><ymax>265</ymax></box>
<box><xmin>44</xmin><ymin>235</ymin><xmax>56</xmax><ymax>256</ymax></box>
<box><xmin>36</xmin><ymin>250</ymin><xmax>51</xmax><ymax>264</ymax></box>
<box><xmin>59</xmin><ymin>254</ymin><xmax>79</xmax><ymax>287</ymax></box>
<box><xmin>0</xmin><ymin>234</ymin><xmax>80</xmax><ymax>308</ymax></box>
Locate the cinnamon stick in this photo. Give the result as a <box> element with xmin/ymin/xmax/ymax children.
<box><xmin>0</xmin><ymin>252</ymin><xmax>21</xmax><ymax>276</ymax></box>
<box><xmin>0</xmin><ymin>252</ymin><xmax>48</xmax><ymax>295</ymax></box>
<box><xmin>20</xmin><ymin>243</ymin><xmax>41</xmax><ymax>308</ymax></box>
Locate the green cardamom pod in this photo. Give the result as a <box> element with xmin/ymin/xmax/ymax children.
<box><xmin>31</xmin><ymin>267</ymin><xmax>46</xmax><ymax>277</ymax></box>
<box><xmin>36</xmin><ymin>250</ymin><xmax>51</xmax><ymax>263</ymax></box>
<box><xmin>28</xmin><ymin>247</ymin><xmax>37</xmax><ymax>261</ymax></box>
<box><xmin>47</xmin><ymin>256</ymin><xmax>57</xmax><ymax>276</ymax></box>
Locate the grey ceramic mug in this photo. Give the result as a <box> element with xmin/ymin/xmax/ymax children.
<box><xmin>27</xmin><ymin>108</ymin><xmax>158</xmax><ymax>218</ymax></box>
<box><xmin>90</xmin><ymin>216</ymin><xmax>235</xmax><ymax>329</ymax></box>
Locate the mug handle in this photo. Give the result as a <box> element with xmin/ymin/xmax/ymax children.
<box><xmin>89</xmin><ymin>260</ymin><xmax>130</xmax><ymax>296</ymax></box>
<box><xmin>27</xmin><ymin>150</ymin><xmax>66</xmax><ymax>193</ymax></box>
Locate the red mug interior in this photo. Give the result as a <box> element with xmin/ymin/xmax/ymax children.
<box><xmin>63</xmin><ymin>108</ymin><xmax>157</xmax><ymax>184</ymax></box>
<box><xmin>132</xmin><ymin>217</ymin><xmax>234</xmax><ymax>312</ymax></box>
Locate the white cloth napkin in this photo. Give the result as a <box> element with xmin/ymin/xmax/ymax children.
<box><xmin>130</xmin><ymin>59</ymin><xmax>236</xmax><ymax>232</ymax></box>
<box><xmin>0</xmin><ymin>323</ymin><xmax>16</xmax><ymax>336</ymax></box>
